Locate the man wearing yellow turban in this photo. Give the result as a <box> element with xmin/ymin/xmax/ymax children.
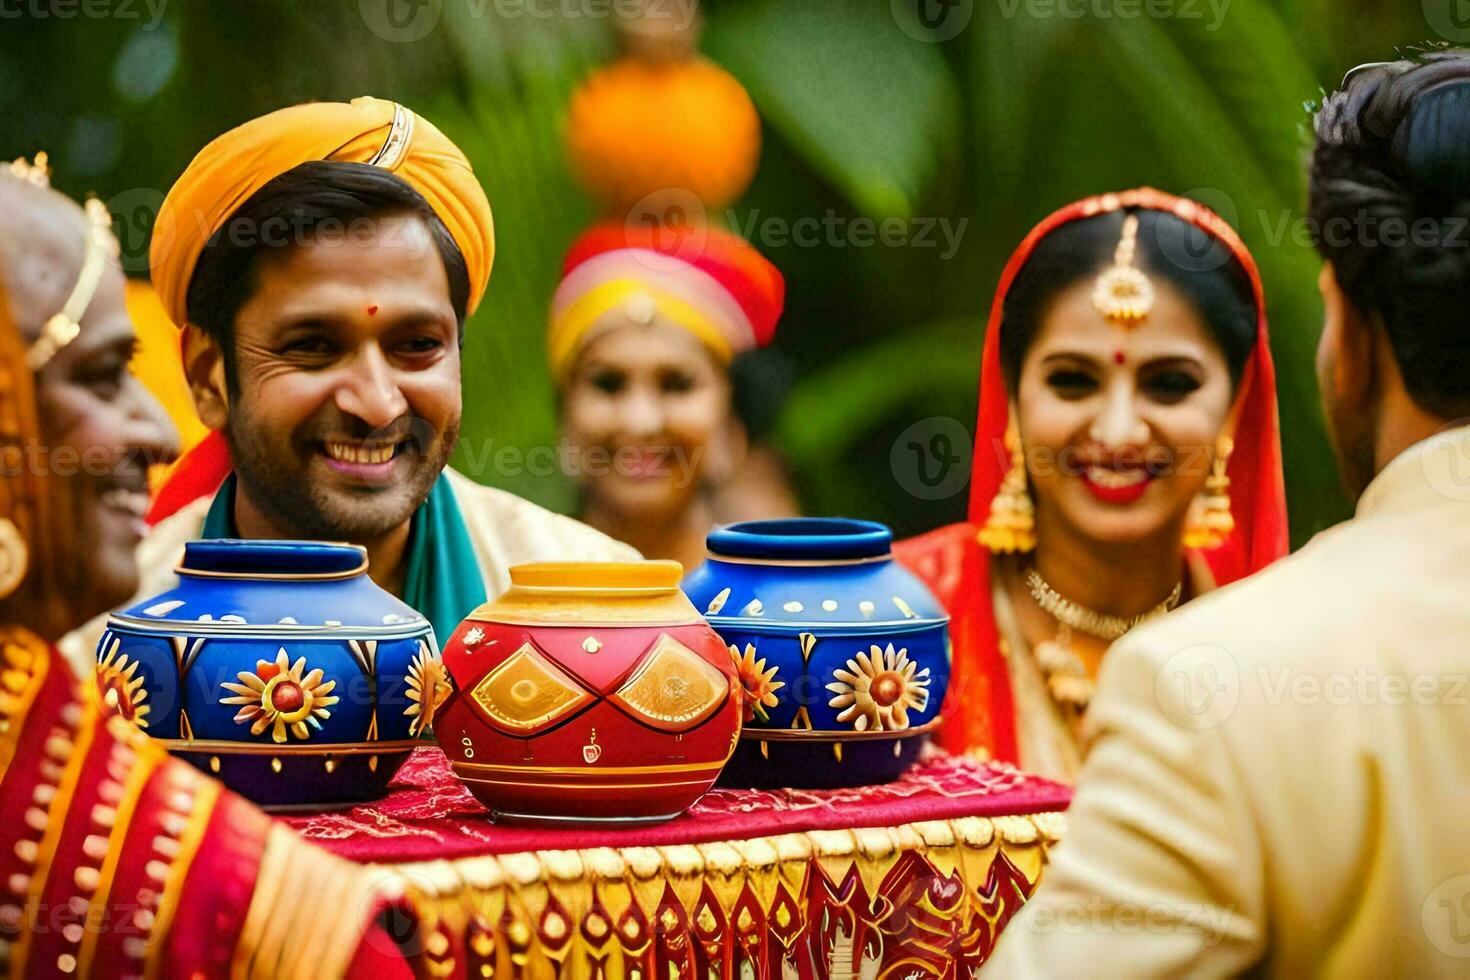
<box><xmin>68</xmin><ymin>97</ymin><xmax>635</xmax><ymax>659</ymax></box>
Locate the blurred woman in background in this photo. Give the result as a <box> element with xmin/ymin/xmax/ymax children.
<box><xmin>896</xmin><ymin>188</ymin><xmax>1288</xmax><ymax>781</ymax></box>
<box><xmin>552</xmin><ymin>222</ymin><xmax>796</xmax><ymax>572</ymax></box>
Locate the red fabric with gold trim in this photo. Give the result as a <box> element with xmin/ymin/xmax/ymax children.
<box><xmin>0</xmin><ymin>634</ymin><xmax>250</xmax><ymax>977</ymax></box>
<box><xmin>0</xmin><ymin>633</ymin><xmax>411</xmax><ymax>978</ymax></box>
<box><xmin>284</xmin><ymin>747</ymin><xmax>1067</xmax><ymax>861</ymax></box>
<box><xmin>283</xmin><ymin>748</ymin><xmax>1067</xmax><ymax>978</ymax></box>
<box><xmin>159</xmin><ymin>789</ymin><xmax>271</xmax><ymax>975</ymax></box>
<box><xmin>894</xmin><ymin>187</ymin><xmax>1289</xmax><ymax>760</ymax></box>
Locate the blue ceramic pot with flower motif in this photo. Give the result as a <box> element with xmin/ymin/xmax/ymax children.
<box><xmin>96</xmin><ymin>540</ymin><xmax>448</xmax><ymax>809</ymax></box>
<box><xmin>682</xmin><ymin>518</ymin><xmax>949</xmax><ymax>788</ymax></box>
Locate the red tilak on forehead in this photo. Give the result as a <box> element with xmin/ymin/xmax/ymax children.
<box><xmin>367</xmin><ymin>305</ymin><xmax>379</xmax><ymax>316</ymax></box>
<box><xmin>1113</xmin><ymin>350</ymin><xmax>1126</xmax><ymax>365</ymax></box>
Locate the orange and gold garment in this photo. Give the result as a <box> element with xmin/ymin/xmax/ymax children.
<box><xmin>0</xmin><ymin>626</ymin><xmax>407</xmax><ymax>979</ymax></box>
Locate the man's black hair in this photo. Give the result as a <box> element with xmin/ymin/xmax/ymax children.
<box><xmin>183</xmin><ymin>160</ymin><xmax>470</xmax><ymax>388</ymax></box>
<box><xmin>1311</xmin><ymin>49</ymin><xmax>1470</xmax><ymax>418</ymax></box>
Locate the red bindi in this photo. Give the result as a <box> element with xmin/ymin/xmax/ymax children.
<box><xmin>1113</xmin><ymin>350</ymin><xmax>1126</xmax><ymax>365</ymax></box>
<box><xmin>367</xmin><ymin>305</ymin><xmax>379</xmax><ymax>316</ymax></box>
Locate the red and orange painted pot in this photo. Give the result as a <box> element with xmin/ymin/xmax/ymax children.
<box><xmin>435</xmin><ymin>561</ymin><xmax>741</xmax><ymax>826</ymax></box>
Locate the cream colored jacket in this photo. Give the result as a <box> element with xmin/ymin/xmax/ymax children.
<box><xmin>985</xmin><ymin>426</ymin><xmax>1470</xmax><ymax>977</ymax></box>
<box><xmin>61</xmin><ymin>467</ymin><xmax>638</xmax><ymax>674</ymax></box>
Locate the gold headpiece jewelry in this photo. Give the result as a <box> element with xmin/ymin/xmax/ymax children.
<box><xmin>25</xmin><ymin>198</ymin><xmax>118</xmax><ymax>371</ymax></box>
<box><xmin>7</xmin><ymin>152</ymin><xmax>51</xmax><ymax>188</ymax></box>
<box><xmin>4</xmin><ymin>154</ymin><xmax>121</xmax><ymax>372</ymax></box>
<box><xmin>1091</xmin><ymin>213</ymin><xmax>1154</xmax><ymax>326</ymax></box>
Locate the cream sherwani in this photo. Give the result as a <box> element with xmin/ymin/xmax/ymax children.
<box><xmin>985</xmin><ymin>426</ymin><xmax>1470</xmax><ymax>977</ymax></box>
<box><xmin>61</xmin><ymin>467</ymin><xmax>638</xmax><ymax>674</ymax></box>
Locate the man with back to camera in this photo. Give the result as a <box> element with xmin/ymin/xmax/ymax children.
<box><xmin>984</xmin><ymin>50</ymin><xmax>1470</xmax><ymax>977</ymax></box>
<box><xmin>65</xmin><ymin>97</ymin><xmax>637</xmax><ymax>666</ymax></box>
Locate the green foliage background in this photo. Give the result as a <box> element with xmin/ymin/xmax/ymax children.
<box><xmin>0</xmin><ymin>0</ymin><xmax>1444</xmax><ymax>545</ymax></box>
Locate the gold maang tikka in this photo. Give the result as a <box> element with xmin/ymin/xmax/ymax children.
<box><xmin>1091</xmin><ymin>213</ymin><xmax>1154</xmax><ymax>326</ymax></box>
<box><xmin>6</xmin><ymin>154</ymin><xmax>121</xmax><ymax>372</ymax></box>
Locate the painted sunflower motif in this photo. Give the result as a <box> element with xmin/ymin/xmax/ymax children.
<box><xmin>220</xmin><ymin>647</ymin><xmax>338</xmax><ymax>744</ymax></box>
<box><xmin>404</xmin><ymin>643</ymin><xmax>452</xmax><ymax>737</ymax></box>
<box><xmin>729</xmin><ymin>642</ymin><xmax>784</xmax><ymax>723</ymax></box>
<box><xmin>826</xmin><ymin>643</ymin><xmax>931</xmax><ymax>733</ymax></box>
<box><xmin>96</xmin><ymin>638</ymin><xmax>150</xmax><ymax>730</ymax></box>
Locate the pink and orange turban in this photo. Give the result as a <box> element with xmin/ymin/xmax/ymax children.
<box><xmin>149</xmin><ymin>96</ymin><xmax>495</xmax><ymax>329</ymax></box>
<box><xmin>549</xmin><ymin>222</ymin><xmax>783</xmax><ymax>381</ymax></box>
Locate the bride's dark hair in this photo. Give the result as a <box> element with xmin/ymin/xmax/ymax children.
<box><xmin>1311</xmin><ymin>49</ymin><xmax>1470</xmax><ymax>418</ymax></box>
<box><xmin>997</xmin><ymin>207</ymin><xmax>1257</xmax><ymax>392</ymax></box>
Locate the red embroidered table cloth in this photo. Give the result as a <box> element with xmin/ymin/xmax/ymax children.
<box><xmin>285</xmin><ymin>748</ymin><xmax>1070</xmax><ymax>978</ymax></box>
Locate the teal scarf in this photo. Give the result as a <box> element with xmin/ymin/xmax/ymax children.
<box><xmin>201</xmin><ymin>473</ymin><xmax>488</xmax><ymax>645</ymax></box>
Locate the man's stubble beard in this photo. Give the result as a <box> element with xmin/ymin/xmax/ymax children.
<box><xmin>226</xmin><ymin>414</ymin><xmax>460</xmax><ymax>542</ymax></box>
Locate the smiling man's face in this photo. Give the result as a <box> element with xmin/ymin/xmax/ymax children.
<box><xmin>216</xmin><ymin>213</ymin><xmax>461</xmax><ymax>540</ymax></box>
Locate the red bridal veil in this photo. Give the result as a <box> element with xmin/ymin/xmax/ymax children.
<box><xmin>895</xmin><ymin>188</ymin><xmax>1289</xmax><ymax>760</ymax></box>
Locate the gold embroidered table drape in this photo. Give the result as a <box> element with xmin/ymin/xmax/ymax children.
<box><xmin>283</xmin><ymin>748</ymin><xmax>1070</xmax><ymax>978</ymax></box>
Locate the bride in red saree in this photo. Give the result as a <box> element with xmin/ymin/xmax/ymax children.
<box><xmin>896</xmin><ymin>189</ymin><xmax>1288</xmax><ymax>780</ymax></box>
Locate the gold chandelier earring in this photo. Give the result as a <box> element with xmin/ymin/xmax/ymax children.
<box><xmin>979</xmin><ymin>416</ymin><xmax>1035</xmax><ymax>553</ymax></box>
<box><xmin>1184</xmin><ymin>435</ymin><xmax>1235</xmax><ymax>550</ymax></box>
<box><xmin>0</xmin><ymin>517</ymin><xmax>27</xmax><ymax>600</ymax></box>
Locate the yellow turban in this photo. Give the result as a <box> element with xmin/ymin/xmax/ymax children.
<box><xmin>149</xmin><ymin>96</ymin><xmax>494</xmax><ymax>329</ymax></box>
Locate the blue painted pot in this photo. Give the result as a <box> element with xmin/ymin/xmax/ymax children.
<box><xmin>683</xmin><ymin>519</ymin><xmax>950</xmax><ymax>788</ymax></box>
<box><xmin>98</xmin><ymin>540</ymin><xmax>444</xmax><ymax>809</ymax></box>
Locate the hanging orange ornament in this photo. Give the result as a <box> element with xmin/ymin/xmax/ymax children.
<box><xmin>565</xmin><ymin>0</ymin><xmax>761</xmax><ymax>219</ymax></box>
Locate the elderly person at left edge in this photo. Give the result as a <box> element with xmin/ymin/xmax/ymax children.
<box><xmin>66</xmin><ymin>97</ymin><xmax>636</xmax><ymax>663</ymax></box>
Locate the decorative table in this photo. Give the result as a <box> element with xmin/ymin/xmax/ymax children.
<box><xmin>284</xmin><ymin>747</ymin><xmax>1070</xmax><ymax>979</ymax></box>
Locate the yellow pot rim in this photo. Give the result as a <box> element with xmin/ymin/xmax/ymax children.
<box><xmin>508</xmin><ymin>560</ymin><xmax>683</xmax><ymax>593</ymax></box>
<box><xmin>469</xmin><ymin>561</ymin><xmax>700</xmax><ymax>627</ymax></box>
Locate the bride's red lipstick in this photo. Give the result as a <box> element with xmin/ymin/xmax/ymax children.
<box><xmin>1080</xmin><ymin>467</ymin><xmax>1153</xmax><ymax>504</ymax></box>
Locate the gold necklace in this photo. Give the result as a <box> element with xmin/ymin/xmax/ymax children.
<box><xmin>1025</xmin><ymin>569</ymin><xmax>1181</xmax><ymax>640</ymax></box>
<box><xmin>1025</xmin><ymin>568</ymin><xmax>1182</xmax><ymax>709</ymax></box>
